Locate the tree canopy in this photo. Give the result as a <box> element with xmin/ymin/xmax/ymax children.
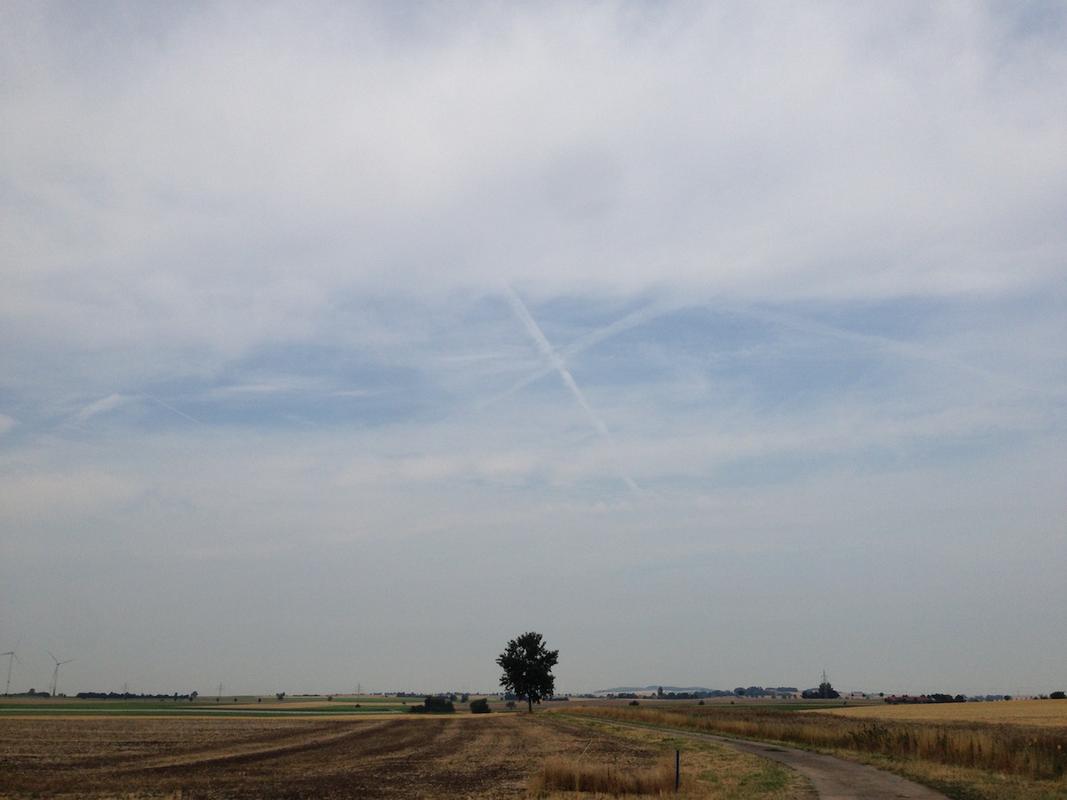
<box><xmin>496</xmin><ymin>631</ymin><xmax>559</xmax><ymax>713</ymax></box>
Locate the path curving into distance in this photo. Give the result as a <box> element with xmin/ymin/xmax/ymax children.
<box><xmin>595</xmin><ymin>719</ymin><xmax>949</xmax><ymax>800</ymax></box>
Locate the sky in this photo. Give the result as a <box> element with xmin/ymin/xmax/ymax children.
<box><xmin>1</xmin><ymin>1</ymin><xmax>1066</xmax><ymax>698</ymax></box>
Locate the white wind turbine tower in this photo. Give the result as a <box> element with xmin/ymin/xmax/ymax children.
<box><xmin>1</xmin><ymin>646</ymin><xmax>19</xmax><ymax>695</ymax></box>
<box><xmin>47</xmin><ymin>651</ymin><xmax>74</xmax><ymax>697</ymax></box>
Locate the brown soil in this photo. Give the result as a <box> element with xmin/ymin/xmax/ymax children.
<box><xmin>0</xmin><ymin>714</ymin><xmax>663</xmax><ymax>799</ymax></box>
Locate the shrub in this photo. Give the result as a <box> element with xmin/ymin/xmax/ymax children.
<box><xmin>1051</xmin><ymin>691</ymin><xmax>1066</xmax><ymax>700</ymax></box>
<box><xmin>470</xmin><ymin>698</ymin><xmax>491</xmax><ymax>714</ymax></box>
<box><xmin>629</xmin><ymin>699</ymin><xmax>640</xmax><ymax>706</ymax></box>
<box><xmin>409</xmin><ymin>695</ymin><xmax>455</xmax><ymax>713</ymax></box>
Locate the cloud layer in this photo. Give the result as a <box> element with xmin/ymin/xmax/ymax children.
<box><xmin>2</xmin><ymin>2</ymin><xmax>1066</xmax><ymax>696</ymax></box>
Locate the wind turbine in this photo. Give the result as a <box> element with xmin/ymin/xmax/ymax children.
<box><xmin>1</xmin><ymin>646</ymin><xmax>19</xmax><ymax>695</ymax></box>
<box><xmin>47</xmin><ymin>651</ymin><xmax>73</xmax><ymax>697</ymax></box>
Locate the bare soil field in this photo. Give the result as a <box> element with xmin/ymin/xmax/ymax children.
<box><xmin>0</xmin><ymin>713</ymin><xmax>813</xmax><ymax>799</ymax></box>
<box><xmin>819</xmin><ymin>699</ymin><xmax>1067</xmax><ymax>727</ymax></box>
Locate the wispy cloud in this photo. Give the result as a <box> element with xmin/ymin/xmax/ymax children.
<box><xmin>74</xmin><ymin>393</ymin><xmax>132</xmax><ymax>423</ymax></box>
<box><xmin>70</xmin><ymin>393</ymin><xmax>202</xmax><ymax>426</ymax></box>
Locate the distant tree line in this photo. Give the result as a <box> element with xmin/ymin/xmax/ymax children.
<box><xmin>732</xmin><ymin>686</ymin><xmax>800</xmax><ymax>698</ymax></box>
<box><xmin>884</xmin><ymin>693</ymin><xmax>969</xmax><ymax>704</ymax></box>
<box><xmin>76</xmin><ymin>692</ymin><xmax>194</xmax><ymax>701</ymax></box>
<box><xmin>590</xmin><ymin>686</ymin><xmax>801</xmax><ymax>700</ymax></box>
<box><xmin>396</xmin><ymin>691</ymin><xmax>466</xmax><ymax>701</ymax></box>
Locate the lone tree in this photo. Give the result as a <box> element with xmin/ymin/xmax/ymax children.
<box><xmin>496</xmin><ymin>631</ymin><xmax>558</xmax><ymax>713</ymax></box>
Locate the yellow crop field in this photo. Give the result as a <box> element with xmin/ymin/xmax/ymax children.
<box><xmin>820</xmin><ymin>700</ymin><xmax>1067</xmax><ymax>727</ymax></box>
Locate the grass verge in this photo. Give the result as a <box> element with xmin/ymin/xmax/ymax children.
<box><xmin>564</xmin><ymin>707</ymin><xmax>1067</xmax><ymax>800</ymax></box>
<box><xmin>539</xmin><ymin>715</ymin><xmax>813</xmax><ymax>799</ymax></box>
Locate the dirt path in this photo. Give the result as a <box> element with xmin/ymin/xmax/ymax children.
<box><xmin>594</xmin><ymin>719</ymin><xmax>949</xmax><ymax>800</ymax></box>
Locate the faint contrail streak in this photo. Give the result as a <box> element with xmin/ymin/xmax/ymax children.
<box><xmin>144</xmin><ymin>394</ymin><xmax>202</xmax><ymax>424</ymax></box>
<box><xmin>732</xmin><ymin>304</ymin><xmax>1048</xmax><ymax>396</ymax></box>
<box><xmin>503</xmin><ymin>285</ymin><xmax>641</xmax><ymax>495</ymax></box>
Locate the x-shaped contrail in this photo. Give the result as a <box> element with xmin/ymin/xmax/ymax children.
<box><xmin>503</xmin><ymin>285</ymin><xmax>641</xmax><ymax>496</ymax></box>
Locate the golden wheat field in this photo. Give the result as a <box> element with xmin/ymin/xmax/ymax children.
<box><xmin>820</xmin><ymin>699</ymin><xmax>1067</xmax><ymax>727</ymax></box>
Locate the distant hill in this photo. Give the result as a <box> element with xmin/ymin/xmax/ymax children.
<box><xmin>594</xmin><ymin>685</ymin><xmax>800</xmax><ymax>697</ymax></box>
<box><xmin>596</xmin><ymin>686</ymin><xmax>716</xmax><ymax>694</ymax></box>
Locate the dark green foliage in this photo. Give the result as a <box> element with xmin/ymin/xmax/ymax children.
<box><xmin>802</xmin><ymin>681</ymin><xmax>840</xmax><ymax>699</ymax></box>
<box><xmin>409</xmin><ymin>695</ymin><xmax>455</xmax><ymax>713</ymax></box>
<box><xmin>469</xmin><ymin>697</ymin><xmax>491</xmax><ymax>713</ymax></box>
<box><xmin>496</xmin><ymin>631</ymin><xmax>559</xmax><ymax>713</ymax></box>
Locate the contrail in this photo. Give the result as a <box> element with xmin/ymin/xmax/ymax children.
<box><xmin>503</xmin><ymin>285</ymin><xmax>641</xmax><ymax>495</ymax></box>
<box><xmin>490</xmin><ymin>293</ymin><xmax>1047</xmax><ymax>412</ymax></box>
<box><xmin>480</xmin><ymin>298</ymin><xmax>680</xmax><ymax>410</ymax></box>
<box><xmin>144</xmin><ymin>394</ymin><xmax>202</xmax><ymax>424</ymax></box>
<box><xmin>731</xmin><ymin>303</ymin><xmax>1050</xmax><ymax>397</ymax></box>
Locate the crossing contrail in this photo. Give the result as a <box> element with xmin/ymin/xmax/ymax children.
<box><xmin>503</xmin><ymin>285</ymin><xmax>641</xmax><ymax>495</ymax></box>
<box><xmin>481</xmin><ymin>298</ymin><xmax>679</xmax><ymax>410</ymax></box>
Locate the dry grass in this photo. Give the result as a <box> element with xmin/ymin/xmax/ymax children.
<box><xmin>570</xmin><ymin>705</ymin><xmax>1067</xmax><ymax>782</ymax></box>
<box><xmin>540</xmin><ymin>717</ymin><xmax>814</xmax><ymax>800</ymax></box>
<box><xmin>822</xmin><ymin>749</ymin><xmax>1067</xmax><ymax>800</ymax></box>
<box><xmin>529</xmin><ymin>755</ymin><xmax>676</xmax><ymax>796</ymax></box>
<box><xmin>820</xmin><ymin>699</ymin><xmax>1067</xmax><ymax>727</ymax></box>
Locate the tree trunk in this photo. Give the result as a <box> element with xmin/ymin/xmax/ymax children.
<box><xmin>527</xmin><ymin>696</ymin><xmax>533</xmax><ymax>713</ymax></box>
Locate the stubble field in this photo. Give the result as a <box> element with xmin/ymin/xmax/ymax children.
<box><xmin>0</xmin><ymin>713</ymin><xmax>813</xmax><ymax>799</ymax></box>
